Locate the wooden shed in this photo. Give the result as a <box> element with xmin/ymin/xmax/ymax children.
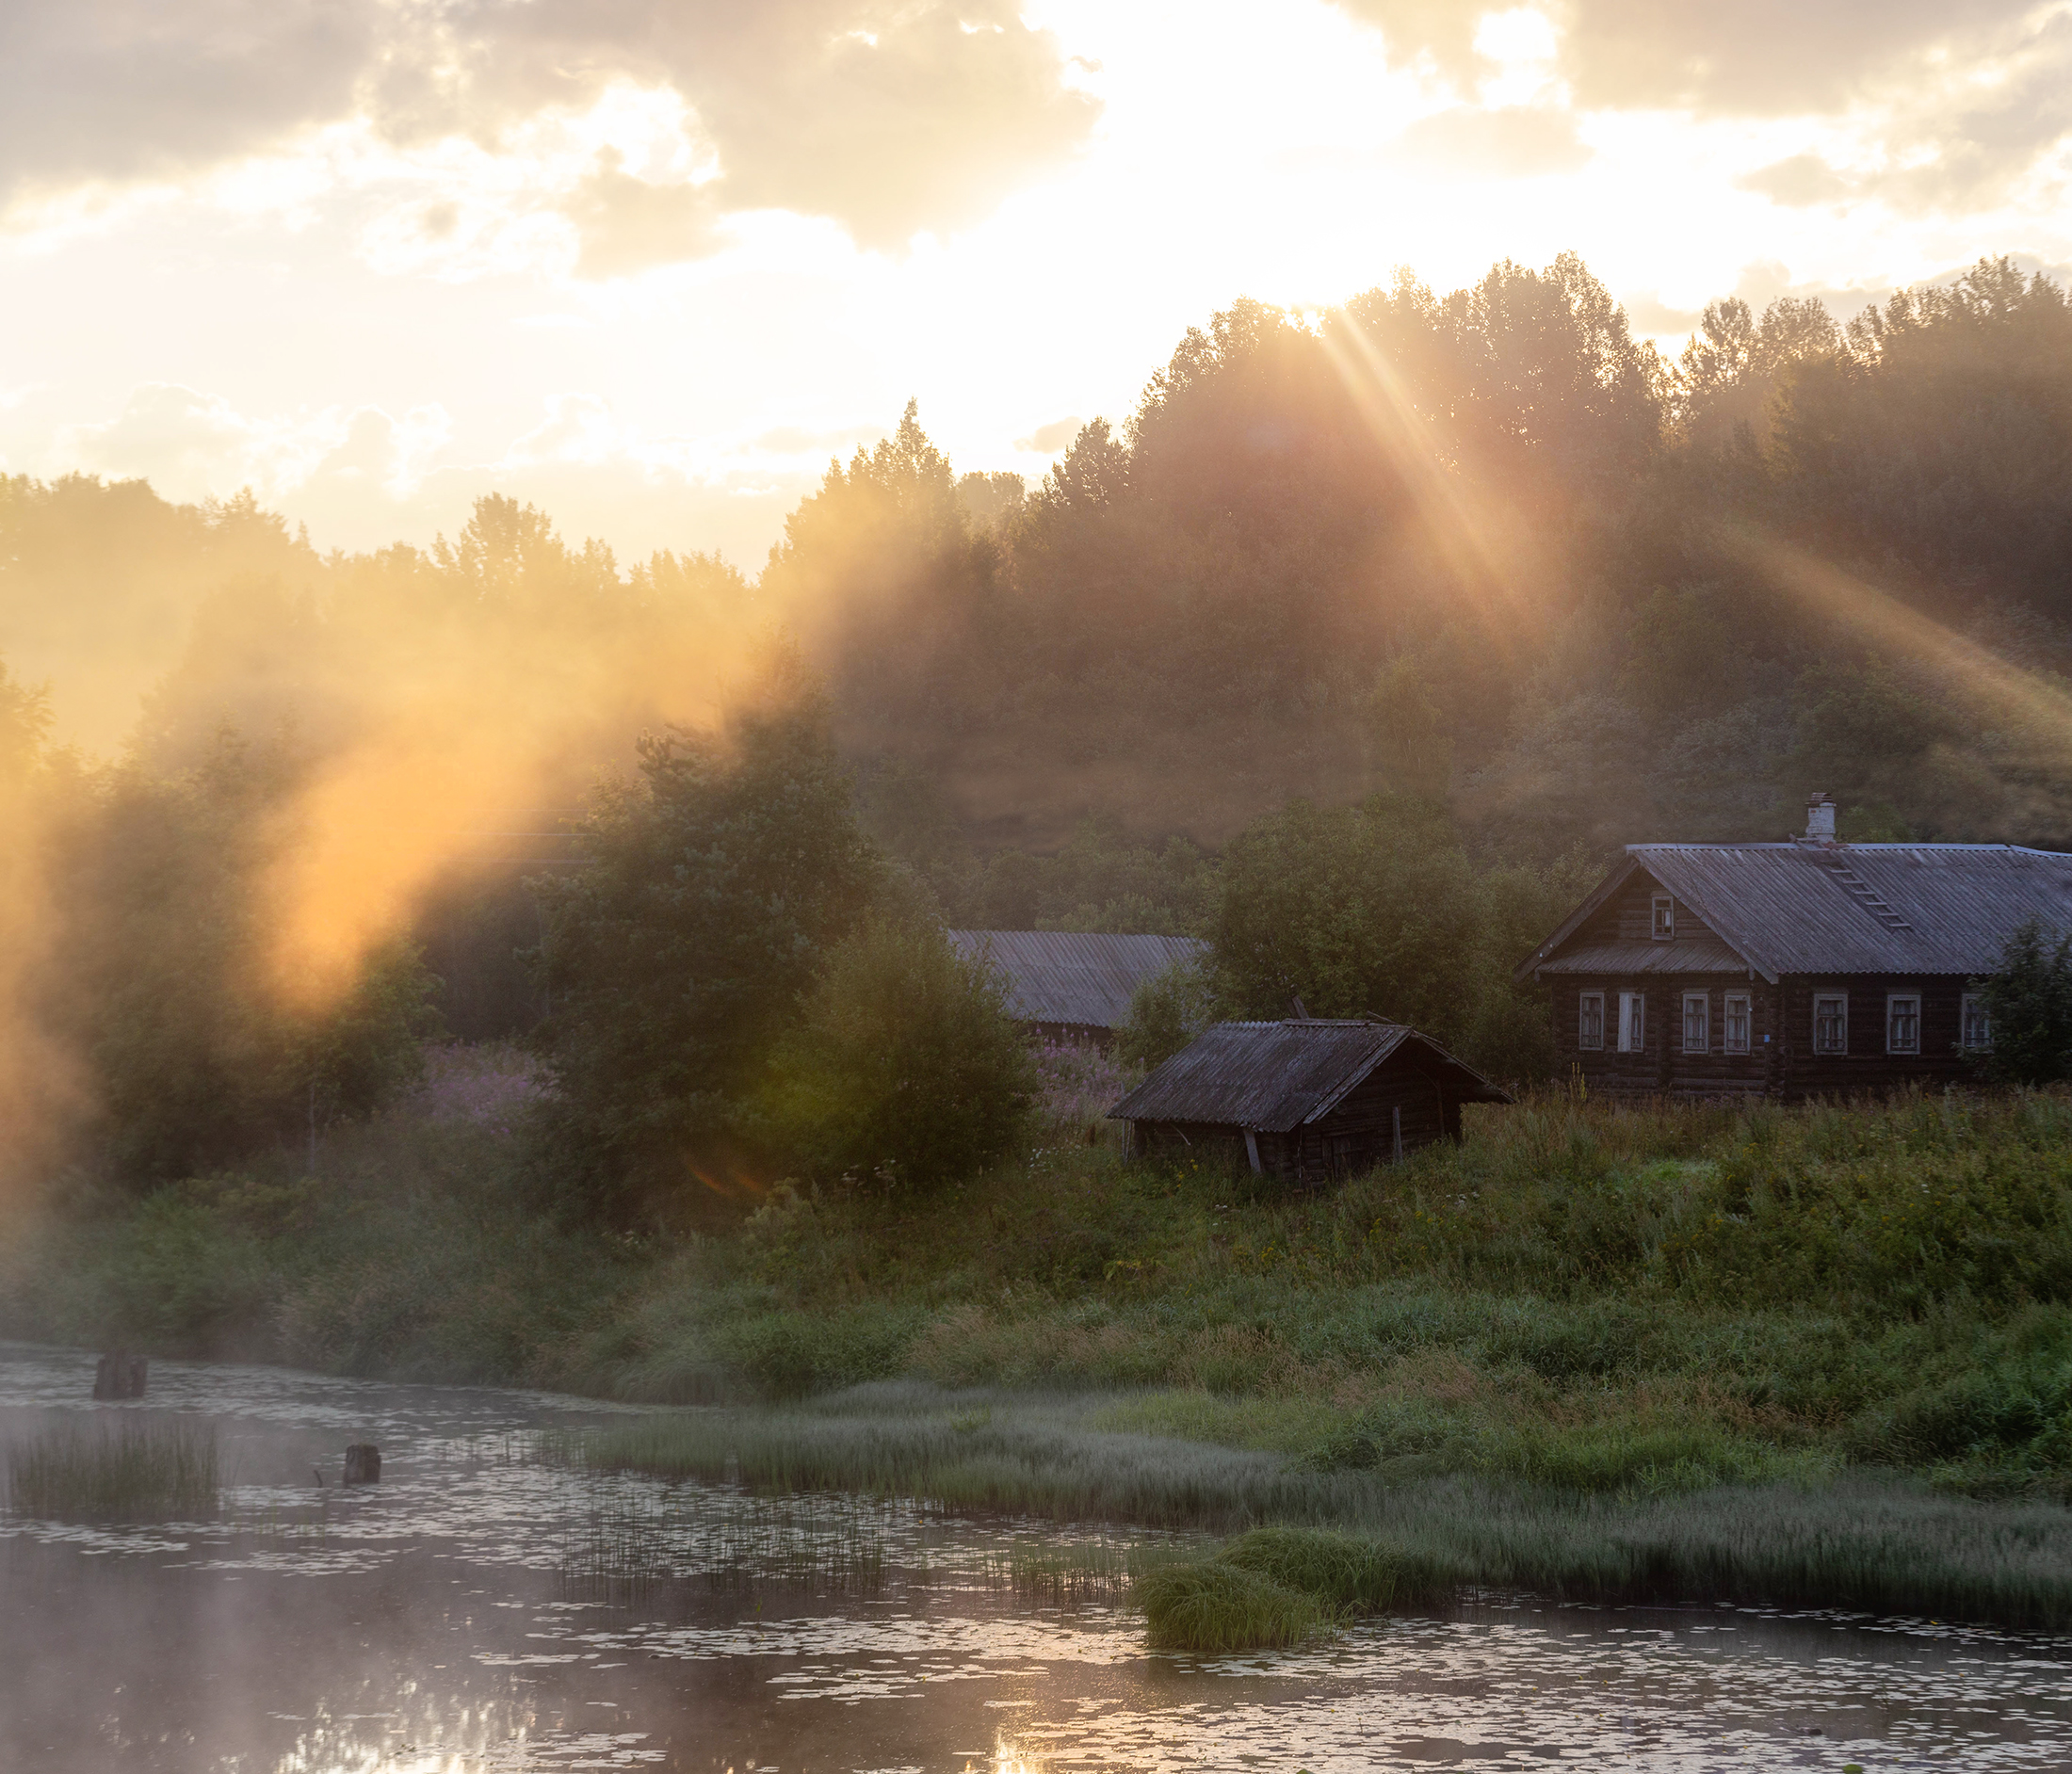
<box><xmin>947</xmin><ymin>929</ymin><xmax>1206</xmax><ymax>1046</ymax></box>
<box><xmin>1515</xmin><ymin>795</ymin><xmax>2072</xmax><ymax>1100</ymax></box>
<box><xmin>1107</xmin><ymin>1017</ymin><xmax>1511</xmax><ymax>1184</ymax></box>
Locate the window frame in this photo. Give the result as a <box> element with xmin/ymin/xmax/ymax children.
<box><xmin>1578</xmin><ymin>990</ymin><xmax>1605</xmax><ymax>1052</ymax></box>
<box><xmin>1961</xmin><ymin>992</ymin><xmax>1992</xmax><ymax>1052</ymax></box>
<box><xmin>1681</xmin><ymin>991</ymin><xmax>1709</xmax><ymax>1055</ymax></box>
<box><xmin>1886</xmin><ymin>991</ymin><xmax>1920</xmax><ymax>1056</ymax></box>
<box><xmin>1617</xmin><ymin>990</ymin><xmax>1646</xmax><ymax>1054</ymax></box>
<box><xmin>1813</xmin><ymin>991</ymin><xmax>1849</xmax><ymax>1056</ymax></box>
<box><xmin>1651</xmin><ymin>894</ymin><xmax>1675</xmax><ymax>942</ymax></box>
<box><xmin>1723</xmin><ymin>991</ymin><xmax>1752</xmax><ymax>1056</ymax></box>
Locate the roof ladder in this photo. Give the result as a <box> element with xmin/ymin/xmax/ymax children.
<box><xmin>1820</xmin><ymin>856</ymin><xmax>1913</xmax><ymax>932</ymax></box>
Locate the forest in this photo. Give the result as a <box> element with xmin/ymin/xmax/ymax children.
<box><xmin>4</xmin><ymin>250</ymin><xmax>2072</xmax><ymax>1211</ymax></box>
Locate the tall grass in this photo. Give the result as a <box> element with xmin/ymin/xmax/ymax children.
<box><xmin>566</xmin><ymin>1388</ymin><xmax>2072</xmax><ymax>1628</ymax></box>
<box><xmin>1138</xmin><ymin>1560</ymin><xmax>1324</xmax><ymax>1652</ymax></box>
<box><xmin>7</xmin><ymin>1416</ymin><xmax>220</xmax><ymax>1521</ymax></box>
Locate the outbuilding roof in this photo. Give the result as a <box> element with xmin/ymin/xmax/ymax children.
<box><xmin>947</xmin><ymin>929</ymin><xmax>1206</xmax><ymax>1030</ymax></box>
<box><xmin>1518</xmin><ymin>842</ymin><xmax>2072</xmax><ymax>983</ymax></box>
<box><xmin>1108</xmin><ymin>1017</ymin><xmax>1509</xmax><ymax>1134</ymax></box>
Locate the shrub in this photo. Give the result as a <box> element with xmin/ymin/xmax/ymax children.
<box><xmin>1117</xmin><ymin>959</ymin><xmax>1214</xmax><ymax>1072</ymax></box>
<box><xmin>1976</xmin><ymin>919</ymin><xmax>2072</xmax><ymax>1087</ymax></box>
<box><xmin>759</xmin><ymin>919</ymin><xmax>1035</xmax><ymax>1189</ymax></box>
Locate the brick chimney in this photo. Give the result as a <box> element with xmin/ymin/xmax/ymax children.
<box><xmin>1805</xmin><ymin>793</ymin><xmax>1837</xmax><ymax>843</ymax></box>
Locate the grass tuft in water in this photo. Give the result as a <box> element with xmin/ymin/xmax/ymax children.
<box><xmin>7</xmin><ymin>1415</ymin><xmax>219</xmax><ymax>1521</ymax></box>
<box><xmin>1138</xmin><ymin>1559</ymin><xmax>1325</xmax><ymax>1652</ymax></box>
<box><xmin>1219</xmin><ymin>1524</ymin><xmax>1450</xmax><ymax>1611</ymax></box>
<box><xmin>551</xmin><ymin>1474</ymin><xmax>890</xmax><ymax>1601</ymax></box>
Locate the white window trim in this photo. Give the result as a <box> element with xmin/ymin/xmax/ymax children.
<box><xmin>1724</xmin><ymin>991</ymin><xmax>1752</xmax><ymax>1056</ymax></box>
<box><xmin>1813</xmin><ymin>991</ymin><xmax>1849</xmax><ymax>1056</ymax></box>
<box><xmin>1578</xmin><ymin>990</ymin><xmax>1605</xmax><ymax>1052</ymax></box>
<box><xmin>1681</xmin><ymin>991</ymin><xmax>1709</xmax><ymax>1055</ymax></box>
<box><xmin>1961</xmin><ymin>992</ymin><xmax>1993</xmax><ymax>1052</ymax></box>
<box><xmin>1618</xmin><ymin>990</ymin><xmax>1646</xmax><ymax>1054</ymax></box>
<box><xmin>1651</xmin><ymin>894</ymin><xmax>1675</xmax><ymax>942</ymax></box>
<box><xmin>1886</xmin><ymin>991</ymin><xmax>1921</xmax><ymax>1056</ymax></box>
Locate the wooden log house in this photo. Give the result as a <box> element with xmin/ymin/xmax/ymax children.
<box><xmin>1515</xmin><ymin>795</ymin><xmax>2072</xmax><ymax>1100</ymax></box>
<box><xmin>1108</xmin><ymin>1017</ymin><xmax>1511</xmax><ymax>1184</ymax></box>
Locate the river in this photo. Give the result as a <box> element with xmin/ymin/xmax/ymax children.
<box><xmin>2</xmin><ymin>1344</ymin><xmax>2068</xmax><ymax>1771</ymax></box>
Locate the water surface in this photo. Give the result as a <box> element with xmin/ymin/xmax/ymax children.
<box><xmin>3</xmin><ymin>1344</ymin><xmax>2067</xmax><ymax>1772</ymax></box>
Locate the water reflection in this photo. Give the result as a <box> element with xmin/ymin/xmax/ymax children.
<box><xmin>2</xmin><ymin>1343</ymin><xmax>2068</xmax><ymax>1771</ymax></box>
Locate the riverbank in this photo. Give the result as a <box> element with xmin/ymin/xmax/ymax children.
<box><xmin>8</xmin><ymin>1071</ymin><xmax>2072</xmax><ymax>1621</ymax></box>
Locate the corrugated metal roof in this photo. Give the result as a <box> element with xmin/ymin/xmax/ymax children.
<box><xmin>1108</xmin><ymin>1018</ymin><xmax>1509</xmax><ymax>1132</ymax></box>
<box><xmin>1537</xmin><ymin>930</ymin><xmax>1753</xmax><ymax>976</ymax></box>
<box><xmin>1521</xmin><ymin>843</ymin><xmax>2072</xmax><ymax>982</ymax></box>
<box><xmin>947</xmin><ymin>929</ymin><xmax>1206</xmax><ymax>1029</ymax></box>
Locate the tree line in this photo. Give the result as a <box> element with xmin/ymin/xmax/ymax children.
<box><xmin>6</xmin><ymin>250</ymin><xmax>2072</xmax><ymax>1210</ymax></box>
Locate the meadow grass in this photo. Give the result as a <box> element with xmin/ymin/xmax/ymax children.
<box><xmin>6</xmin><ymin>1414</ymin><xmax>219</xmax><ymax>1521</ymax></box>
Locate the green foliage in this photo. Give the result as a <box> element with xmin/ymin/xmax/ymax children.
<box><xmin>757</xmin><ymin>919</ymin><xmax>1035</xmax><ymax>1190</ymax></box>
<box><xmin>1977</xmin><ymin>919</ymin><xmax>2072</xmax><ymax>1087</ymax></box>
<box><xmin>1117</xmin><ymin>956</ymin><xmax>1214</xmax><ymax>1072</ymax></box>
<box><xmin>707</xmin><ymin>1302</ymin><xmax>926</xmax><ymax>1399</ymax></box>
<box><xmin>1220</xmin><ymin>1524</ymin><xmax>1447</xmax><ymax>1609</ymax></box>
<box><xmin>44</xmin><ymin>734</ymin><xmax>440</xmax><ymax>1184</ymax></box>
<box><xmin>1207</xmin><ymin>792</ymin><xmax>1586</xmax><ymax>1081</ymax></box>
<box><xmin>1213</xmin><ymin>793</ymin><xmax>1478</xmax><ymax>1030</ymax></box>
<box><xmin>530</xmin><ymin>656</ymin><xmax>882</xmax><ymax>1218</ymax></box>
<box><xmin>1367</xmin><ymin>656</ymin><xmax>1453</xmax><ymax>800</ymax></box>
<box><xmin>1138</xmin><ymin>1558</ymin><xmax>1325</xmax><ymax>1651</ymax></box>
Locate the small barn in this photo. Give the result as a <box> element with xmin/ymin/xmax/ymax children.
<box><xmin>1108</xmin><ymin>1017</ymin><xmax>1511</xmax><ymax>1184</ymax></box>
<box><xmin>947</xmin><ymin>929</ymin><xmax>1206</xmax><ymax>1046</ymax></box>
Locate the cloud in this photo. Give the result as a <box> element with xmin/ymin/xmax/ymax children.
<box><xmin>1390</xmin><ymin>104</ymin><xmax>1590</xmax><ymax>178</ymax></box>
<box><xmin>559</xmin><ymin>150</ymin><xmax>725</xmax><ymax>279</ymax></box>
<box><xmin>0</xmin><ymin>1</ymin><xmax>378</xmax><ymax>199</ymax></box>
<box><xmin>1338</xmin><ymin>1</ymin><xmax>2072</xmax><ymax>215</ymax></box>
<box><xmin>1621</xmin><ymin>293</ymin><xmax>1702</xmax><ymax>336</ymax></box>
<box><xmin>1738</xmin><ymin>153</ymin><xmax>1854</xmax><ymax>208</ymax></box>
<box><xmin>0</xmin><ymin>0</ymin><xmax>1098</xmax><ymax>268</ymax></box>
<box><xmin>1014</xmin><ymin>416</ymin><xmax>1083</xmax><ymax>454</ymax></box>
<box><xmin>1334</xmin><ymin>0</ymin><xmax>2037</xmax><ymax>114</ymax></box>
<box><xmin>56</xmin><ymin>383</ymin><xmax>448</xmax><ymax>505</ymax></box>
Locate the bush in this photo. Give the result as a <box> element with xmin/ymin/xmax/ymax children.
<box><xmin>759</xmin><ymin>919</ymin><xmax>1035</xmax><ymax>1189</ymax></box>
<box><xmin>1137</xmin><ymin>1558</ymin><xmax>1325</xmax><ymax>1652</ymax></box>
<box><xmin>1976</xmin><ymin>919</ymin><xmax>2072</xmax><ymax>1087</ymax></box>
<box><xmin>1117</xmin><ymin>958</ymin><xmax>1214</xmax><ymax>1072</ymax></box>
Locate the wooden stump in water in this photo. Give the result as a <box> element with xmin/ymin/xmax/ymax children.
<box><xmin>92</xmin><ymin>1351</ymin><xmax>147</xmax><ymax>1400</ymax></box>
<box><xmin>343</xmin><ymin>1443</ymin><xmax>381</xmax><ymax>1485</ymax></box>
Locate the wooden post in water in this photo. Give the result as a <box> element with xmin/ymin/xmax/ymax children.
<box><xmin>92</xmin><ymin>1350</ymin><xmax>147</xmax><ymax>1399</ymax></box>
<box><xmin>343</xmin><ymin>1443</ymin><xmax>381</xmax><ymax>1485</ymax></box>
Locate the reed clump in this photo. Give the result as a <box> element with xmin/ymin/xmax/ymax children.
<box><xmin>7</xmin><ymin>1415</ymin><xmax>220</xmax><ymax>1521</ymax></box>
<box><xmin>1138</xmin><ymin>1558</ymin><xmax>1325</xmax><ymax>1652</ymax></box>
<box><xmin>1219</xmin><ymin>1524</ymin><xmax>1450</xmax><ymax>1610</ymax></box>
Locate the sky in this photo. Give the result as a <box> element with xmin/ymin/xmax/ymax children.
<box><xmin>5</xmin><ymin>0</ymin><xmax>2072</xmax><ymax>570</ymax></box>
